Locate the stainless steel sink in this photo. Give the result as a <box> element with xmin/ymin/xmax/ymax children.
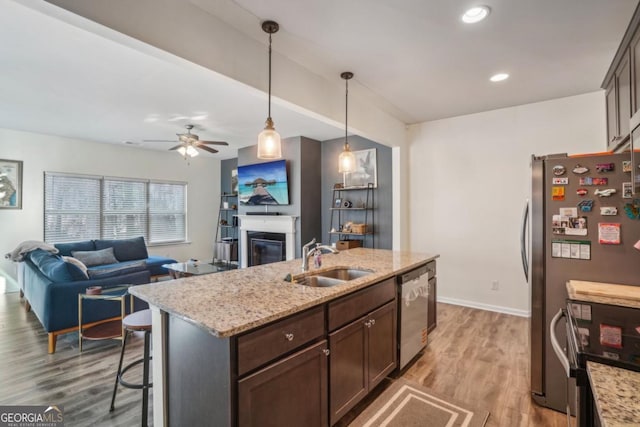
<box><xmin>313</xmin><ymin>268</ymin><xmax>373</xmax><ymax>281</ymax></box>
<box><xmin>294</xmin><ymin>275</ymin><xmax>344</xmax><ymax>287</ymax></box>
<box><xmin>294</xmin><ymin>267</ymin><xmax>373</xmax><ymax>287</ymax></box>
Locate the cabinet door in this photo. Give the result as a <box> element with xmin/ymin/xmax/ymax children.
<box><xmin>367</xmin><ymin>301</ymin><xmax>397</xmax><ymax>389</ymax></box>
<box><xmin>617</xmin><ymin>52</ymin><xmax>632</xmax><ymax>142</ymax></box>
<box><xmin>633</xmin><ymin>30</ymin><xmax>640</xmax><ymax>115</ymax></box>
<box><xmin>606</xmin><ymin>78</ymin><xmax>618</xmax><ymax>149</ymax></box>
<box><xmin>329</xmin><ymin>316</ymin><xmax>367</xmax><ymax>426</ymax></box>
<box><xmin>238</xmin><ymin>340</ymin><xmax>329</xmax><ymax>427</ymax></box>
<box><xmin>427</xmin><ymin>277</ymin><xmax>437</xmax><ymax>333</ymax></box>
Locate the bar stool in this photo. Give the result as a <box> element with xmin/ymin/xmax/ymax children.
<box><xmin>110</xmin><ymin>309</ymin><xmax>153</xmax><ymax>426</ymax></box>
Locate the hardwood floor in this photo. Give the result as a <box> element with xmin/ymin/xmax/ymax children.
<box><xmin>0</xmin><ymin>292</ymin><xmax>566</xmax><ymax>426</ymax></box>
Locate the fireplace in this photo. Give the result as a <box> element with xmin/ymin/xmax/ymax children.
<box><xmin>248</xmin><ymin>232</ymin><xmax>286</xmax><ymax>267</ymax></box>
<box><xmin>238</xmin><ymin>215</ymin><xmax>297</xmax><ymax>268</ymax></box>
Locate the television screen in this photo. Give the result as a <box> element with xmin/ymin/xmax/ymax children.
<box><xmin>237</xmin><ymin>159</ymin><xmax>290</xmax><ymax>205</ymax></box>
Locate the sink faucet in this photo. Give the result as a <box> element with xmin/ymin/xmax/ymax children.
<box><xmin>301</xmin><ymin>238</ymin><xmax>339</xmax><ymax>272</ymax></box>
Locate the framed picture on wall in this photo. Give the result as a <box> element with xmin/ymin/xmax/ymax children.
<box><xmin>0</xmin><ymin>159</ymin><xmax>23</xmax><ymax>209</ymax></box>
<box><xmin>231</xmin><ymin>169</ymin><xmax>238</xmax><ymax>195</ymax></box>
<box><xmin>344</xmin><ymin>148</ymin><xmax>377</xmax><ymax>188</ymax></box>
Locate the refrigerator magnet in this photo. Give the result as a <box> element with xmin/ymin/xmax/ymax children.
<box><xmin>594</xmin><ymin>188</ymin><xmax>616</xmax><ymax>197</ymax></box>
<box><xmin>578</xmin><ymin>200</ymin><xmax>593</xmax><ymax>212</ymax></box>
<box><xmin>623</xmin><ymin>161</ymin><xmax>632</xmax><ymax>173</ymax></box>
<box><xmin>624</xmin><ymin>202</ymin><xmax>640</xmax><ymax>219</ymax></box>
<box><xmin>622</xmin><ymin>182</ymin><xmax>633</xmax><ymax>199</ymax></box>
<box><xmin>553</xmin><ymin>165</ymin><xmax>566</xmax><ymax>176</ymax></box>
<box><xmin>552</xmin><ymin>186</ymin><xmax>565</xmax><ymax>201</ymax></box>
<box><xmin>602</xmin><ymin>351</ymin><xmax>621</xmax><ymax>360</ymax></box>
<box><xmin>572</xmin><ymin>165</ymin><xmax>589</xmax><ymax>174</ymax></box>
<box><xmin>600</xmin><ymin>206</ymin><xmax>618</xmax><ymax>215</ymax></box>
<box><xmin>595</xmin><ymin>163</ymin><xmax>615</xmax><ymax>173</ymax></box>
<box><xmin>598</xmin><ymin>223</ymin><xmax>621</xmax><ymax>245</ymax></box>
<box><xmin>600</xmin><ymin>324</ymin><xmax>623</xmax><ymax>349</ymax></box>
<box><xmin>578</xmin><ymin>327</ymin><xmax>590</xmax><ymax>347</ymax></box>
<box><xmin>552</xmin><ymin>177</ymin><xmax>569</xmax><ymax>185</ymax></box>
<box><xmin>576</xmin><ymin>188</ymin><xmax>588</xmax><ymax>196</ymax></box>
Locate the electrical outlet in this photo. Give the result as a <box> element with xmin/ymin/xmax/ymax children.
<box><xmin>491</xmin><ymin>280</ymin><xmax>499</xmax><ymax>291</ymax></box>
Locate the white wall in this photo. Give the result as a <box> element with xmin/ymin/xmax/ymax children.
<box><xmin>408</xmin><ymin>92</ymin><xmax>606</xmax><ymax>316</ymax></box>
<box><xmin>0</xmin><ymin>128</ymin><xmax>220</xmax><ymax>289</ymax></box>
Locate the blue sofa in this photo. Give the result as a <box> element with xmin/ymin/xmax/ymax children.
<box><xmin>22</xmin><ymin>236</ymin><xmax>177</xmax><ymax>353</ymax></box>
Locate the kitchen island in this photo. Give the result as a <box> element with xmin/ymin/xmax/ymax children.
<box><xmin>130</xmin><ymin>248</ymin><xmax>438</xmax><ymax>427</ymax></box>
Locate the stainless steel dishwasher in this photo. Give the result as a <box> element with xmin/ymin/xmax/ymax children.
<box><xmin>397</xmin><ymin>264</ymin><xmax>430</xmax><ymax>370</ymax></box>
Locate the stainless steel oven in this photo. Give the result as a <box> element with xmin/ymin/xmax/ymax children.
<box><xmin>552</xmin><ymin>301</ymin><xmax>640</xmax><ymax>427</ymax></box>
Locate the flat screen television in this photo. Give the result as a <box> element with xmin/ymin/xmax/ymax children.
<box><xmin>237</xmin><ymin>159</ymin><xmax>290</xmax><ymax>205</ymax></box>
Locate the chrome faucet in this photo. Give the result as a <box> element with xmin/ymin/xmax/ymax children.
<box><xmin>301</xmin><ymin>238</ymin><xmax>339</xmax><ymax>272</ymax></box>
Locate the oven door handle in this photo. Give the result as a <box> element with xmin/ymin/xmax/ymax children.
<box><xmin>550</xmin><ymin>308</ymin><xmax>570</xmax><ymax>377</ymax></box>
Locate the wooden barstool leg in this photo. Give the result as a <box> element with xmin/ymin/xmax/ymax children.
<box><xmin>110</xmin><ymin>329</ymin><xmax>129</xmax><ymax>412</ymax></box>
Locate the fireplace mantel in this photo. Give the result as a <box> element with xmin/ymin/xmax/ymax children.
<box><xmin>238</xmin><ymin>215</ymin><xmax>298</xmax><ymax>268</ymax></box>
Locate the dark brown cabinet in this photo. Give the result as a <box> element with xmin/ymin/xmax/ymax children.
<box><xmin>329</xmin><ymin>301</ymin><xmax>396</xmax><ymax>425</ymax></box>
<box><xmin>238</xmin><ymin>339</ymin><xmax>329</xmax><ymax>427</ymax></box>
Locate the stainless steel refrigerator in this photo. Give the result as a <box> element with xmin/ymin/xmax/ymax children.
<box><xmin>524</xmin><ymin>151</ymin><xmax>640</xmax><ymax>414</ymax></box>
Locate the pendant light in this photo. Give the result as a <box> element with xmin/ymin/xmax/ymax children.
<box><xmin>257</xmin><ymin>20</ymin><xmax>282</xmax><ymax>159</ymax></box>
<box><xmin>338</xmin><ymin>71</ymin><xmax>356</xmax><ymax>174</ymax></box>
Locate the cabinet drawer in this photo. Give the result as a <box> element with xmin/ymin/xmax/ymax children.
<box><xmin>426</xmin><ymin>260</ymin><xmax>436</xmax><ymax>279</ymax></box>
<box><xmin>328</xmin><ymin>278</ymin><xmax>395</xmax><ymax>331</ymax></box>
<box><xmin>237</xmin><ymin>305</ymin><xmax>325</xmax><ymax>376</ymax></box>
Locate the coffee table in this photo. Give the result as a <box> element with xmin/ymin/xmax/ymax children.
<box><xmin>78</xmin><ymin>285</ymin><xmax>133</xmax><ymax>352</ymax></box>
<box><xmin>162</xmin><ymin>262</ymin><xmax>227</xmax><ymax>279</ymax></box>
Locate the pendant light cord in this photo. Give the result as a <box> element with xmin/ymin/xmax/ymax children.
<box><xmin>345</xmin><ymin>77</ymin><xmax>348</xmax><ymax>147</ymax></box>
<box><xmin>268</xmin><ymin>33</ymin><xmax>272</xmax><ymax>119</ymax></box>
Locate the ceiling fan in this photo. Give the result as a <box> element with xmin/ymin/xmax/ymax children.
<box><xmin>145</xmin><ymin>124</ymin><xmax>229</xmax><ymax>156</ymax></box>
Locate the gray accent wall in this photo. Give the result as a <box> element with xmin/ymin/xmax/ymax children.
<box><xmin>236</xmin><ymin>136</ymin><xmax>322</xmax><ymax>258</ymax></box>
<box><xmin>321</xmin><ymin>135</ymin><xmax>393</xmax><ymax>249</ymax></box>
<box><xmin>220</xmin><ymin>158</ymin><xmax>238</xmax><ymax>195</ymax></box>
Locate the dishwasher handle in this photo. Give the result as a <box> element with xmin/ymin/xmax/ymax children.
<box><xmin>550</xmin><ymin>308</ymin><xmax>570</xmax><ymax>377</ymax></box>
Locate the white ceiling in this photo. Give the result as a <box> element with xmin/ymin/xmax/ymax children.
<box><xmin>1</xmin><ymin>0</ymin><xmax>638</xmax><ymax>157</ymax></box>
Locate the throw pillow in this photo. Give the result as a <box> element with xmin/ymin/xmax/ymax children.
<box><xmin>94</xmin><ymin>236</ymin><xmax>148</xmax><ymax>261</ymax></box>
<box><xmin>71</xmin><ymin>247</ymin><xmax>118</xmax><ymax>267</ymax></box>
<box><xmin>62</xmin><ymin>256</ymin><xmax>89</xmax><ymax>280</ymax></box>
<box><xmin>87</xmin><ymin>260</ymin><xmax>147</xmax><ymax>279</ymax></box>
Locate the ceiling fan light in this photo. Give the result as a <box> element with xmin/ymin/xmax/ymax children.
<box><xmin>257</xmin><ymin>118</ymin><xmax>282</xmax><ymax>159</ymax></box>
<box><xmin>177</xmin><ymin>146</ymin><xmax>187</xmax><ymax>156</ymax></box>
<box><xmin>338</xmin><ymin>142</ymin><xmax>356</xmax><ymax>174</ymax></box>
<box><xmin>186</xmin><ymin>146</ymin><xmax>199</xmax><ymax>157</ymax></box>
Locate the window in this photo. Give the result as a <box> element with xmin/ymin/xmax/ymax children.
<box><xmin>44</xmin><ymin>172</ymin><xmax>187</xmax><ymax>244</ymax></box>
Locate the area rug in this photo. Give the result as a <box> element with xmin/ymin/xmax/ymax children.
<box><xmin>350</xmin><ymin>379</ymin><xmax>490</xmax><ymax>427</ymax></box>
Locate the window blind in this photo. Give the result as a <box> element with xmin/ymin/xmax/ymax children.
<box><xmin>149</xmin><ymin>182</ymin><xmax>186</xmax><ymax>243</ymax></box>
<box><xmin>102</xmin><ymin>178</ymin><xmax>147</xmax><ymax>240</ymax></box>
<box><xmin>44</xmin><ymin>173</ymin><xmax>187</xmax><ymax>244</ymax></box>
<box><xmin>44</xmin><ymin>173</ymin><xmax>101</xmax><ymax>243</ymax></box>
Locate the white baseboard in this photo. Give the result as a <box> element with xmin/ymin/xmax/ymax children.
<box><xmin>437</xmin><ymin>296</ymin><xmax>530</xmax><ymax>318</ymax></box>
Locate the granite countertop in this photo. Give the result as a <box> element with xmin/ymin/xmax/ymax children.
<box><xmin>567</xmin><ymin>280</ymin><xmax>640</xmax><ymax>309</ymax></box>
<box><xmin>587</xmin><ymin>361</ymin><xmax>640</xmax><ymax>426</ymax></box>
<box><xmin>130</xmin><ymin>248</ymin><xmax>438</xmax><ymax>338</ymax></box>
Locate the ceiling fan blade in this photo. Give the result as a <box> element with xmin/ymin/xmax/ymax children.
<box><xmin>197</xmin><ymin>145</ymin><xmax>219</xmax><ymax>154</ymax></box>
<box><xmin>199</xmin><ymin>140</ymin><xmax>229</xmax><ymax>146</ymax></box>
<box><xmin>144</xmin><ymin>139</ymin><xmax>177</xmax><ymax>142</ymax></box>
<box><xmin>168</xmin><ymin>144</ymin><xmax>184</xmax><ymax>151</ymax></box>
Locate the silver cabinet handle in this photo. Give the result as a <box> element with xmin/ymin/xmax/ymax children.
<box><xmin>322</xmin><ymin>349</ymin><xmax>330</xmax><ymax>356</ymax></box>
<box><xmin>370</xmin><ymin>319</ymin><xmax>376</xmax><ymax>326</ymax></box>
<box><xmin>364</xmin><ymin>320</ymin><xmax>371</xmax><ymax>328</ymax></box>
<box><xmin>284</xmin><ymin>333</ymin><xmax>294</xmax><ymax>341</ymax></box>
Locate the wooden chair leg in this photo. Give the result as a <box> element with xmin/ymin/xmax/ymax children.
<box><xmin>48</xmin><ymin>333</ymin><xmax>57</xmax><ymax>354</ymax></box>
<box><xmin>25</xmin><ymin>300</ymin><xmax>31</xmax><ymax>312</ymax></box>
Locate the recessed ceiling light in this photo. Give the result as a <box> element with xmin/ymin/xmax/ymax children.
<box><xmin>490</xmin><ymin>73</ymin><xmax>509</xmax><ymax>82</ymax></box>
<box><xmin>462</xmin><ymin>6</ymin><xmax>491</xmax><ymax>24</ymax></box>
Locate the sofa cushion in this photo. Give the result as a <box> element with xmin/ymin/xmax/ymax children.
<box><xmin>62</xmin><ymin>256</ymin><xmax>89</xmax><ymax>280</ymax></box>
<box><xmin>145</xmin><ymin>255</ymin><xmax>178</xmax><ymax>276</ymax></box>
<box><xmin>27</xmin><ymin>249</ymin><xmax>75</xmax><ymax>282</ymax></box>
<box><xmin>71</xmin><ymin>247</ymin><xmax>118</xmax><ymax>267</ymax></box>
<box><xmin>54</xmin><ymin>240</ymin><xmax>95</xmax><ymax>257</ymax></box>
<box><xmin>87</xmin><ymin>260</ymin><xmax>147</xmax><ymax>279</ymax></box>
<box><xmin>94</xmin><ymin>236</ymin><xmax>148</xmax><ymax>262</ymax></box>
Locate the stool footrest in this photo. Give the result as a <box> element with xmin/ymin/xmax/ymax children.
<box><xmin>118</xmin><ymin>357</ymin><xmax>153</xmax><ymax>390</ymax></box>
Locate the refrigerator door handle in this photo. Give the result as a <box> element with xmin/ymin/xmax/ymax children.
<box><xmin>550</xmin><ymin>308</ymin><xmax>570</xmax><ymax>377</ymax></box>
<box><xmin>520</xmin><ymin>199</ymin><xmax>529</xmax><ymax>282</ymax></box>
